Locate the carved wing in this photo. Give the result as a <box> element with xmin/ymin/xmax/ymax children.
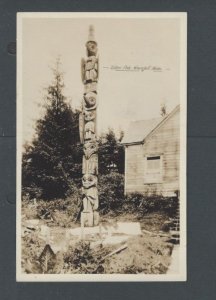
<box><xmin>81</xmin><ymin>58</ymin><xmax>86</xmax><ymax>82</ymax></box>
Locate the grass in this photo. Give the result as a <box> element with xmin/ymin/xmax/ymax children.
<box><xmin>21</xmin><ymin>198</ymin><xmax>174</xmax><ymax>274</ymax></box>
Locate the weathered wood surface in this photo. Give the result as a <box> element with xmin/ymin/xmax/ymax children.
<box><xmin>80</xmin><ymin>26</ymin><xmax>99</xmax><ymax>227</ymax></box>
<box><xmin>125</xmin><ymin>107</ymin><xmax>180</xmax><ymax>196</ymax></box>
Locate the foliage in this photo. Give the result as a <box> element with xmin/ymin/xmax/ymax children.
<box><xmin>124</xmin><ymin>192</ymin><xmax>179</xmax><ymax>217</ymax></box>
<box><xmin>22</xmin><ymin>232</ymin><xmax>63</xmax><ymax>274</ymax></box>
<box><xmin>98</xmin><ymin>128</ymin><xmax>125</xmax><ymax>175</ymax></box>
<box><xmin>62</xmin><ymin>236</ymin><xmax>172</xmax><ymax>274</ymax></box>
<box><xmin>22</xmin><ymin>185</ymin><xmax>43</xmax><ymax>200</ymax></box>
<box><xmin>21</xmin><ymin>231</ymin><xmax>172</xmax><ymax>274</ymax></box>
<box><xmin>63</xmin><ymin>241</ymin><xmax>110</xmax><ymax>274</ymax></box>
<box><xmin>22</xmin><ymin>232</ymin><xmax>45</xmax><ymax>274</ymax></box>
<box><xmin>22</xmin><ymin>60</ymin><xmax>125</xmax><ymax>201</ymax></box>
<box><xmin>22</xmin><ymin>59</ymin><xmax>82</xmax><ymax>200</ymax></box>
<box><xmin>39</xmin><ymin>245</ymin><xmax>56</xmax><ymax>273</ymax></box>
<box><xmin>103</xmin><ymin>235</ymin><xmax>173</xmax><ymax>274</ymax></box>
<box><xmin>97</xmin><ymin>173</ymin><xmax>178</xmax><ymax>217</ymax></box>
<box><xmin>98</xmin><ymin>172</ymin><xmax>125</xmax><ymax>214</ymax></box>
<box><xmin>35</xmin><ymin>183</ymin><xmax>82</xmax><ymax>226</ymax></box>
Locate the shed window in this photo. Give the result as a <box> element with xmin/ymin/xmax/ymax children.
<box><xmin>144</xmin><ymin>155</ymin><xmax>163</xmax><ymax>183</ymax></box>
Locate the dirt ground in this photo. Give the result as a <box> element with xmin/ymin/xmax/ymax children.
<box><xmin>104</xmin><ymin>234</ymin><xmax>172</xmax><ymax>274</ymax></box>
<box><xmin>21</xmin><ymin>201</ymin><xmax>173</xmax><ymax>274</ymax></box>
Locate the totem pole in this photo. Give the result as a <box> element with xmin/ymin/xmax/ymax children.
<box><xmin>79</xmin><ymin>25</ymin><xmax>99</xmax><ymax>227</ymax></box>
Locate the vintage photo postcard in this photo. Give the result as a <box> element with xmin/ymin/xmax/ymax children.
<box><xmin>17</xmin><ymin>12</ymin><xmax>187</xmax><ymax>281</ymax></box>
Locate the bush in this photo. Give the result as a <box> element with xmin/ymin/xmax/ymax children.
<box><xmin>22</xmin><ymin>185</ymin><xmax>42</xmax><ymax>200</ymax></box>
<box><xmin>98</xmin><ymin>172</ymin><xmax>124</xmax><ymax>215</ymax></box>
<box><xmin>125</xmin><ymin>192</ymin><xmax>179</xmax><ymax>217</ymax></box>
<box><xmin>35</xmin><ymin>182</ymin><xmax>82</xmax><ymax>226</ymax></box>
<box><xmin>98</xmin><ymin>173</ymin><xmax>178</xmax><ymax>217</ymax></box>
<box><xmin>63</xmin><ymin>241</ymin><xmax>111</xmax><ymax>274</ymax></box>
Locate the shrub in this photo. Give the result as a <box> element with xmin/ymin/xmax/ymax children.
<box><xmin>125</xmin><ymin>192</ymin><xmax>179</xmax><ymax>217</ymax></box>
<box><xmin>98</xmin><ymin>172</ymin><xmax>124</xmax><ymax>215</ymax></box>
<box><xmin>63</xmin><ymin>241</ymin><xmax>111</xmax><ymax>274</ymax></box>
<box><xmin>98</xmin><ymin>173</ymin><xmax>178</xmax><ymax>217</ymax></box>
<box><xmin>22</xmin><ymin>185</ymin><xmax>42</xmax><ymax>200</ymax></box>
<box><xmin>35</xmin><ymin>182</ymin><xmax>82</xmax><ymax>226</ymax></box>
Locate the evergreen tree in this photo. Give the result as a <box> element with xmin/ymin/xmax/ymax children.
<box><xmin>98</xmin><ymin>128</ymin><xmax>125</xmax><ymax>175</ymax></box>
<box><xmin>22</xmin><ymin>60</ymin><xmax>82</xmax><ymax>200</ymax></box>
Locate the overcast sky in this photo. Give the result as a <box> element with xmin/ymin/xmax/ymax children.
<box><xmin>20</xmin><ymin>14</ymin><xmax>182</xmax><ymax>143</ymax></box>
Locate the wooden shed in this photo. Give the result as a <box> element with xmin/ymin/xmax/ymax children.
<box><xmin>122</xmin><ymin>105</ymin><xmax>180</xmax><ymax>197</ymax></box>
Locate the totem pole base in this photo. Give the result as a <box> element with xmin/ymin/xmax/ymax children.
<box><xmin>81</xmin><ymin>211</ymin><xmax>94</xmax><ymax>227</ymax></box>
<box><xmin>81</xmin><ymin>211</ymin><xmax>100</xmax><ymax>228</ymax></box>
<box><xmin>81</xmin><ymin>211</ymin><xmax>100</xmax><ymax>240</ymax></box>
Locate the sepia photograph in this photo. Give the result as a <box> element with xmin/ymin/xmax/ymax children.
<box><xmin>16</xmin><ymin>12</ymin><xmax>187</xmax><ymax>281</ymax></box>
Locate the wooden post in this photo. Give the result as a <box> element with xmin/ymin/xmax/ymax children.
<box><xmin>79</xmin><ymin>26</ymin><xmax>99</xmax><ymax>234</ymax></box>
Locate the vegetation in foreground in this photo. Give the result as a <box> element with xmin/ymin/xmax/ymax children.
<box><xmin>21</xmin><ymin>189</ymin><xmax>176</xmax><ymax>275</ymax></box>
<box><xmin>22</xmin><ymin>224</ymin><xmax>173</xmax><ymax>274</ymax></box>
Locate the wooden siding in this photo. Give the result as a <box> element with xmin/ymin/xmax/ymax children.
<box><xmin>125</xmin><ymin>108</ymin><xmax>180</xmax><ymax>196</ymax></box>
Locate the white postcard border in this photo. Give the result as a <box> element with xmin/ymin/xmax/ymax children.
<box><xmin>16</xmin><ymin>12</ymin><xmax>187</xmax><ymax>282</ymax></box>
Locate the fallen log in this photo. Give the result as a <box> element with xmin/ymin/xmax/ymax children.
<box><xmin>92</xmin><ymin>244</ymin><xmax>128</xmax><ymax>273</ymax></box>
<box><xmin>100</xmin><ymin>244</ymin><xmax>128</xmax><ymax>263</ymax></box>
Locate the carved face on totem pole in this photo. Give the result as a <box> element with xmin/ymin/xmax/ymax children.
<box><xmin>84</xmin><ymin>121</ymin><xmax>95</xmax><ymax>141</ymax></box>
<box><xmin>84</xmin><ymin>92</ymin><xmax>97</xmax><ymax>110</ymax></box>
<box><xmin>82</xmin><ymin>174</ymin><xmax>97</xmax><ymax>189</ymax></box>
<box><xmin>86</xmin><ymin>41</ymin><xmax>98</xmax><ymax>57</ymax></box>
<box><xmin>85</xmin><ymin>56</ymin><xmax>98</xmax><ymax>83</ymax></box>
<box><xmin>84</xmin><ymin>82</ymin><xmax>97</xmax><ymax>94</ymax></box>
<box><xmin>84</xmin><ymin>110</ymin><xmax>96</xmax><ymax>122</ymax></box>
<box><xmin>83</xmin><ymin>141</ymin><xmax>98</xmax><ymax>158</ymax></box>
<box><xmin>81</xmin><ymin>57</ymin><xmax>98</xmax><ymax>84</ymax></box>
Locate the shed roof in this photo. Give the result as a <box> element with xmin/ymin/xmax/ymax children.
<box><xmin>122</xmin><ymin>117</ymin><xmax>162</xmax><ymax>144</ymax></box>
<box><xmin>122</xmin><ymin>105</ymin><xmax>179</xmax><ymax>145</ymax></box>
